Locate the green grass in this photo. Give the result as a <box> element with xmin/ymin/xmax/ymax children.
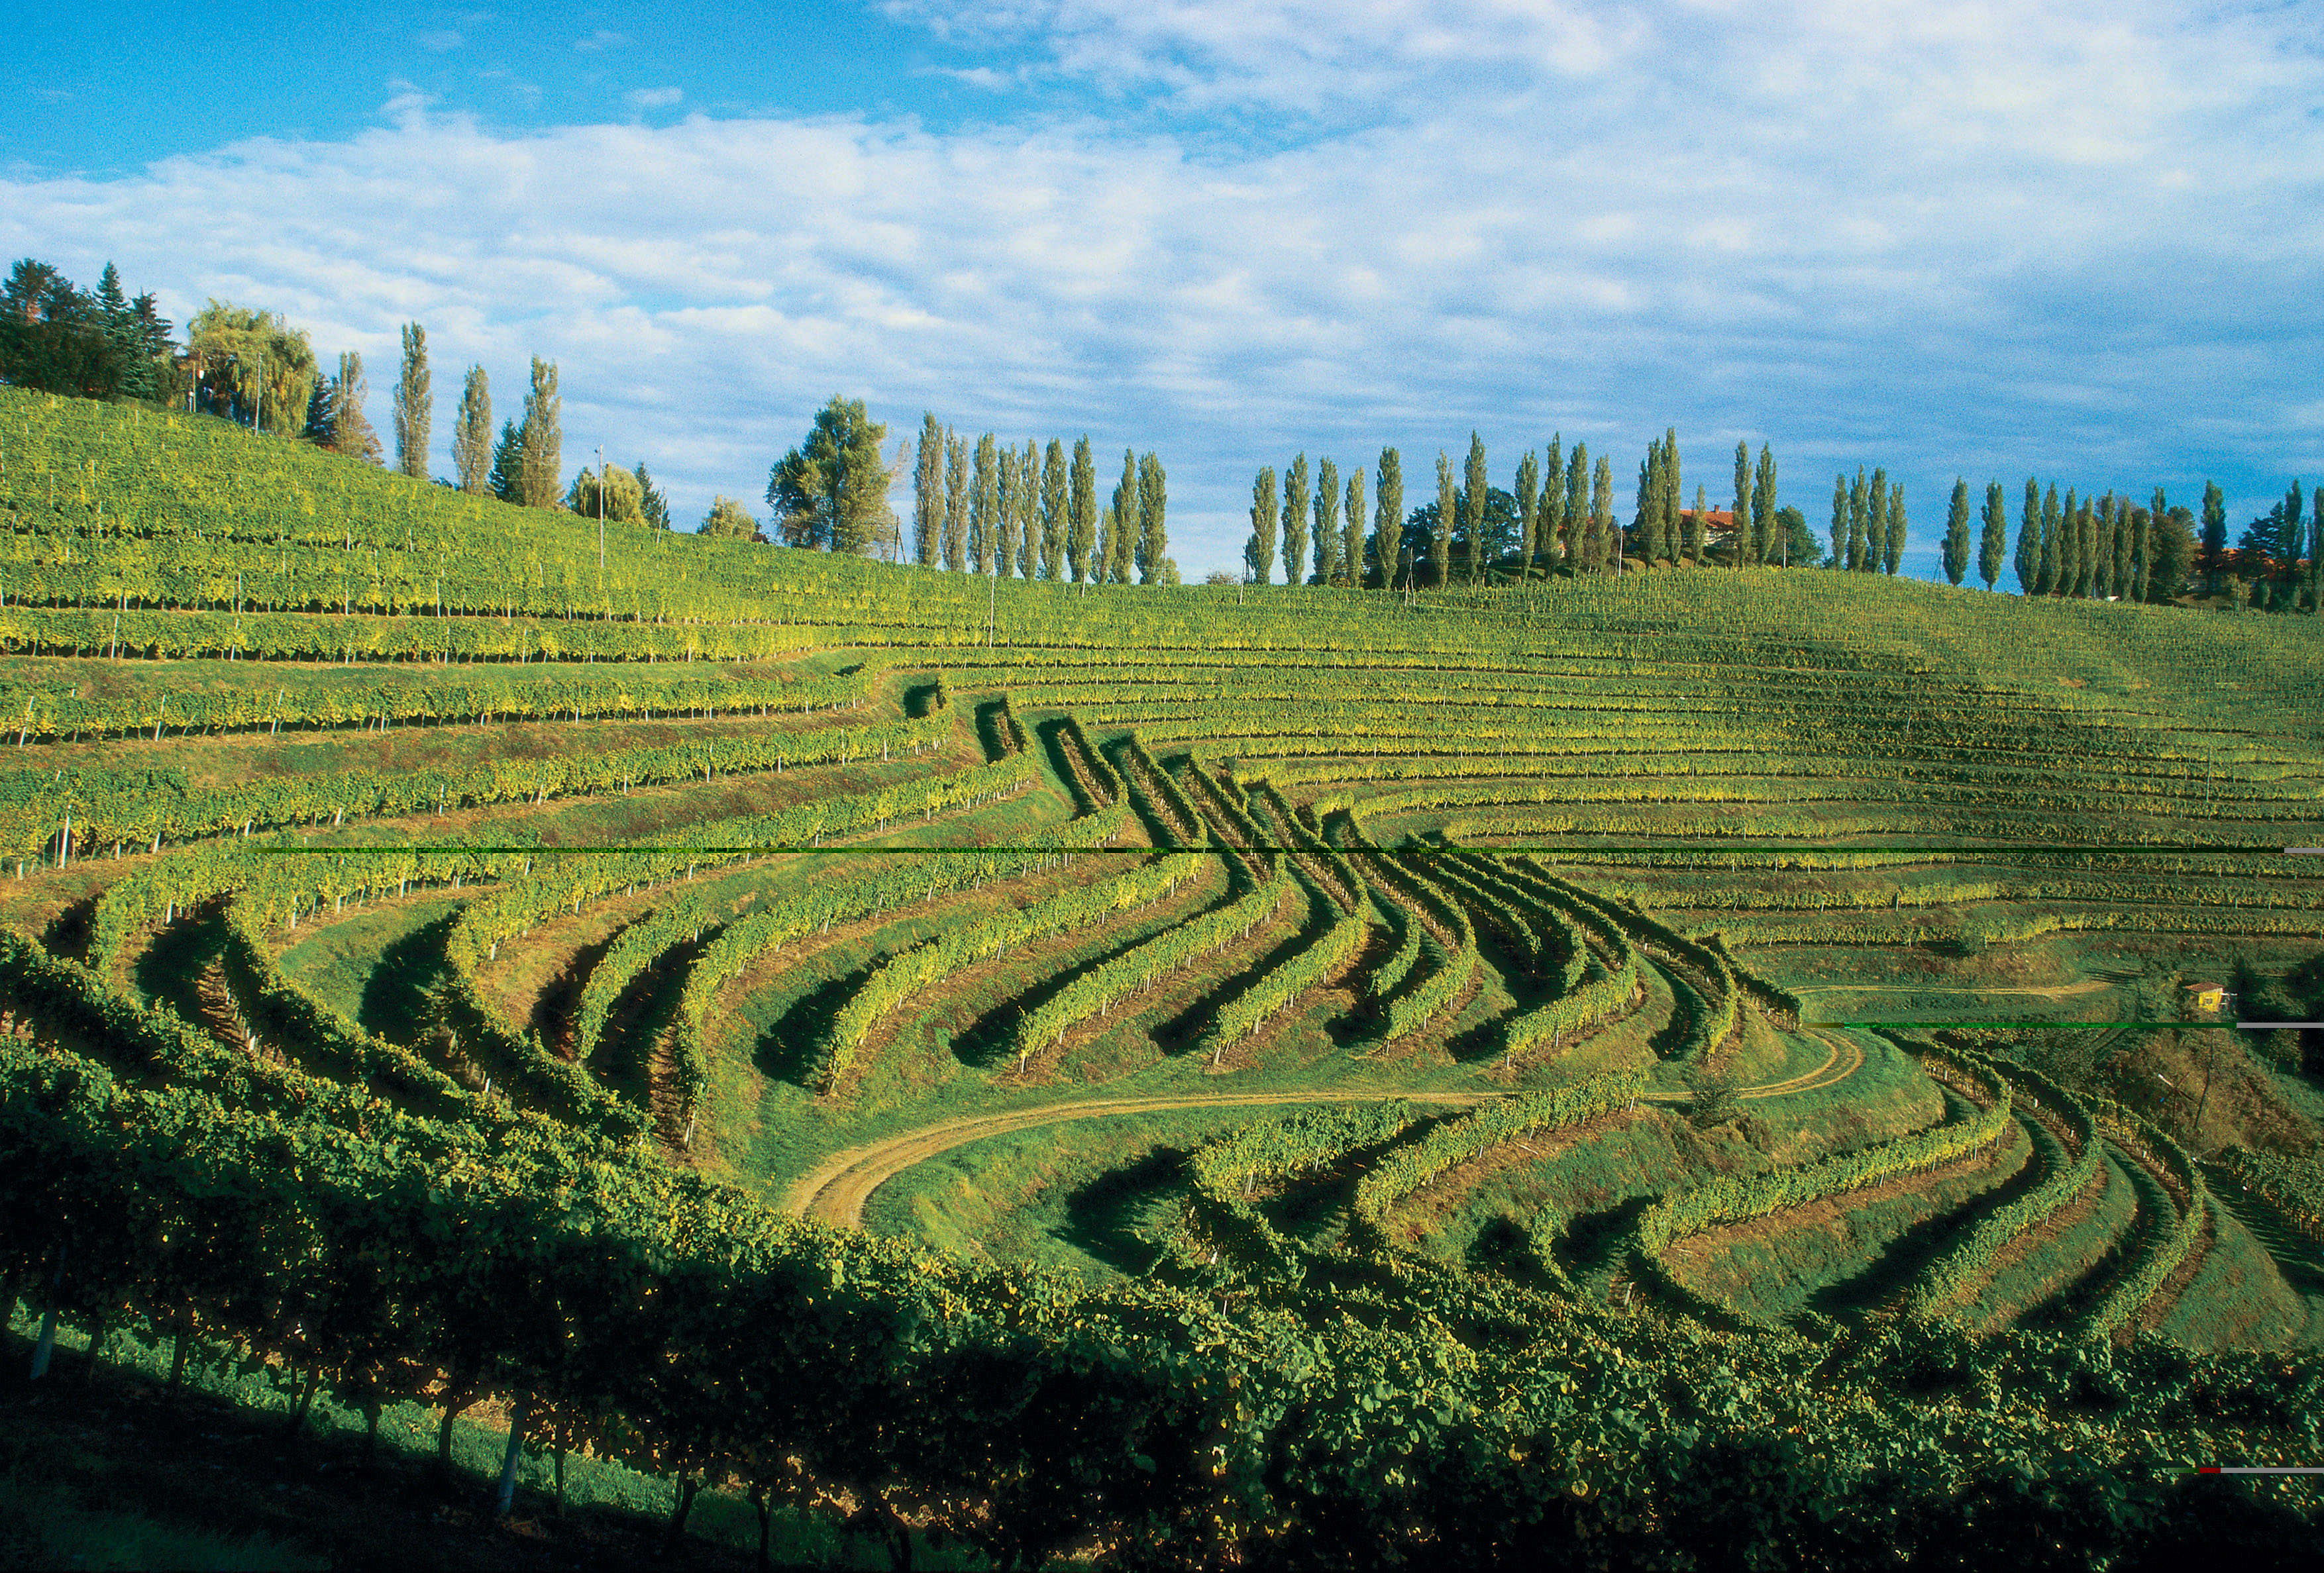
<box><xmin>1960</xmin><ymin>1149</ymin><xmax>2142</xmax><ymax>1333</ymax></box>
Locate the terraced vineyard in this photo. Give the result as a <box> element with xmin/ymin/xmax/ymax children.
<box><xmin>3</xmin><ymin>389</ymin><xmax>2320</xmax><ymax>1566</ymax></box>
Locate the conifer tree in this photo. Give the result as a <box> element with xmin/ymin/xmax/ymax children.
<box><xmin>1039</xmin><ymin>440</ymin><xmax>1067</xmax><ymax>580</ymax></box>
<box><xmin>1752</xmin><ymin>445</ymin><xmax>1777</xmax><ymax>566</ymax></box>
<box><xmin>1462</xmin><ymin>433</ymin><xmax>1489</xmax><ymax>582</ymax></box>
<box><xmin>1942</xmin><ymin>478</ymin><xmax>1971</xmax><ymax>585</ymax></box>
<box><xmin>943</xmin><ymin>430</ymin><xmax>968</xmax><ymax>573</ymax></box>
<box><xmin>1541</xmin><ymin>436</ymin><xmax>1566</xmax><ymax>570</ymax></box>
<box><xmin>1282</xmin><ymin>453</ymin><xmax>1310</xmax><ymax>585</ymax></box>
<box><xmin>1846</xmin><ymin>470</ymin><xmax>1868</xmax><ymax>571</ymax></box>
<box><xmin>393</xmin><ymin>323</ymin><xmax>431</xmax><ymax>480</ymax></box>
<box><xmin>914</xmin><ymin>413</ymin><xmax>943</xmax><ymax>566</ymax></box>
<box><xmin>1434</xmin><ymin>452</ymin><xmax>1454</xmax><ymax>585</ymax></box>
<box><xmin>1565</xmin><ymin>442</ymin><xmax>1589</xmax><ymax>568</ymax></box>
<box><xmin>2015</xmin><ymin>479</ymin><xmax>2040</xmax><ymax>593</ymax></box>
<box><xmin>970</xmin><ymin>434</ymin><xmax>998</xmax><ymax>574</ymax></box>
<box><xmin>1343</xmin><ymin>468</ymin><xmax>1365</xmax><ymax>585</ymax></box>
<box><xmin>1831</xmin><ymin>474</ymin><xmax>1848</xmax><ymax>570</ymax></box>
<box><xmin>994</xmin><ymin>444</ymin><xmax>1021</xmax><ymax>580</ymax></box>
<box><xmin>1736</xmin><ymin>442</ymin><xmax>1755</xmax><ymax>566</ymax></box>
<box><xmin>1591</xmin><ymin>453</ymin><xmax>1614</xmax><ymax>572</ymax></box>
<box><xmin>1137</xmin><ymin>452</ymin><xmax>1167</xmax><ymax>584</ymax></box>
<box><xmin>1312</xmin><ymin>457</ymin><xmax>1341</xmax><ymax>583</ymax></box>
<box><xmin>1514</xmin><ymin>450</ymin><xmax>1540</xmax><ymax>577</ymax></box>
<box><xmin>1980</xmin><ymin>480</ymin><xmax>2006</xmax><ymax>589</ymax></box>
<box><xmin>518</xmin><ymin>357</ymin><xmax>558</xmax><ymax>507</ymax></box>
<box><xmin>1016</xmin><ymin>440</ymin><xmax>1039</xmax><ymax>579</ymax></box>
<box><xmin>453</xmin><ymin>366</ymin><xmax>492</xmax><ymax>495</ymax></box>
<box><xmin>1375</xmin><ymin>450</ymin><xmax>1402</xmax><ymax>589</ymax></box>
<box><xmin>333</xmin><ymin>351</ymin><xmax>383</xmax><ymax>465</ymax></box>
<box><xmin>489</xmin><ymin>419</ymin><xmax>524</xmax><ymax>504</ymax></box>
<box><xmin>1247</xmin><ymin>467</ymin><xmax>1279</xmax><ymax>585</ymax></box>
<box><xmin>1882</xmin><ymin>483</ymin><xmax>1905</xmax><ymax>575</ymax></box>
<box><xmin>2036</xmin><ymin>483</ymin><xmax>2060</xmax><ymax>595</ymax></box>
<box><xmin>1068</xmin><ymin>436</ymin><xmax>1096</xmax><ymax>584</ymax></box>
<box><xmin>635</xmin><ymin>461</ymin><xmax>670</xmax><ymax>529</ymax></box>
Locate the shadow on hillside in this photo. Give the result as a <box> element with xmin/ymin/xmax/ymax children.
<box><xmin>753</xmin><ymin>968</ymin><xmax>860</xmax><ymax>1089</ymax></box>
<box><xmin>949</xmin><ymin>913</ymin><xmax>1220</xmax><ymax>1071</ymax></box>
<box><xmin>1556</xmin><ymin>1193</ymin><xmax>1655</xmax><ymax>1288</ymax></box>
<box><xmin>359</xmin><ymin>915</ymin><xmax>456</xmax><ymax>1045</ymax></box>
<box><xmin>589</xmin><ymin>931</ymin><xmax>716</xmax><ymax>1107</ymax></box>
<box><xmin>1059</xmin><ymin>1146</ymin><xmax>1188</xmax><ymax>1277</ymax></box>
<box><xmin>132</xmin><ymin>904</ymin><xmax>228</xmax><ymax>1025</ymax></box>
<box><xmin>42</xmin><ymin>894</ymin><xmax>96</xmax><ymax>965</ymax></box>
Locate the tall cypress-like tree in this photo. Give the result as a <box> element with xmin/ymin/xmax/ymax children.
<box><xmin>1540</xmin><ymin>436</ymin><xmax>1565</xmax><ymax>570</ymax></box>
<box><xmin>970</xmin><ymin>434</ymin><xmax>998</xmax><ymax>574</ymax></box>
<box><xmin>1016</xmin><ymin>440</ymin><xmax>1039</xmax><ymax>579</ymax></box>
<box><xmin>1312</xmin><ymin>456</ymin><xmax>1341</xmax><ymax>584</ymax></box>
<box><xmin>1830</xmin><ymin>475</ymin><xmax>1848</xmax><ymax>570</ymax></box>
<box><xmin>1068</xmin><ymin>436</ymin><xmax>1096</xmax><ymax>584</ymax></box>
<box><xmin>1634</xmin><ymin>443</ymin><xmax>1662</xmax><ymax>566</ymax></box>
<box><xmin>1342</xmin><ymin>468</ymin><xmax>1365</xmax><ymax>585</ymax></box>
<box><xmin>2139</xmin><ymin>488</ymin><xmax>2162</xmax><ymax>603</ymax></box>
<box><xmin>453</xmin><ymin>366</ymin><xmax>492</xmax><ymax>495</ymax></box>
<box><xmin>2015</xmin><ymin>479</ymin><xmax>2040</xmax><ymax>593</ymax></box>
<box><xmin>1433</xmin><ymin>452</ymin><xmax>1454</xmax><ymax>585</ymax></box>
<box><xmin>393</xmin><ymin>323</ymin><xmax>431</xmax><ymax>480</ymax></box>
<box><xmin>1662</xmin><ymin>428</ymin><xmax>1683</xmax><ymax>562</ymax></box>
<box><xmin>1137</xmin><ymin>452</ymin><xmax>1167</xmax><ymax>584</ymax></box>
<box><xmin>1845</xmin><ymin>470</ymin><xmax>1868</xmax><ymax>571</ymax></box>
<box><xmin>1591</xmin><ymin>454</ymin><xmax>1614</xmax><ymax>572</ymax></box>
<box><xmin>2110</xmin><ymin>494</ymin><xmax>2132</xmax><ymax>599</ymax></box>
<box><xmin>1514</xmin><ymin>450</ymin><xmax>1540</xmax><ymax>578</ymax></box>
<box><xmin>518</xmin><ymin>357</ymin><xmax>558</xmax><ymax>507</ymax></box>
<box><xmin>1110</xmin><ymin>448</ymin><xmax>1139</xmax><ymax>584</ymax></box>
<box><xmin>1752</xmin><ymin>446</ymin><xmax>1777</xmax><ymax>566</ymax></box>
<box><xmin>1980</xmin><ymin>480</ymin><xmax>2006</xmax><ymax>589</ymax></box>
<box><xmin>1039</xmin><ymin>439</ymin><xmax>1067</xmax><ymax>580</ymax></box>
<box><xmin>2200</xmin><ymin>481</ymin><xmax>2227</xmax><ymax>571</ymax></box>
<box><xmin>1247</xmin><ymin>467</ymin><xmax>1278</xmax><ymax>585</ymax></box>
<box><xmin>943</xmin><ymin>430</ymin><xmax>968</xmax><ymax>573</ymax></box>
<box><xmin>1281</xmin><ymin>454</ymin><xmax>1310</xmax><ymax>585</ymax></box>
<box><xmin>1565</xmin><ymin>443</ymin><xmax>1589</xmax><ymax>568</ymax></box>
<box><xmin>1942</xmin><ymin>478</ymin><xmax>1971</xmax><ymax>585</ymax></box>
<box><xmin>914</xmin><ymin>413</ymin><xmax>943</xmax><ymax>566</ymax></box>
<box><xmin>2036</xmin><ymin>483</ymin><xmax>2061</xmax><ymax>595</ymax></box>
<box><xmin>994</xmin><ymin>443</ymin><xmax>1020</xmax><ymax>580</ymax></box>
<box><xmin>2311</xmin><ymin>485</ymin><xmax>2323</xmax><ymax>613</ymax></box>
<box><xmin>2061</xmin><ymin>489</ymin><xmax>2082</xmax><ymax>595</ymax></box>
<box><xmin>1864</xmin><ymin>470</ymin><xmax>1887</xmax><ymax>573</ymax></box>
<box><xmin>1735</xmin><ymin>442</ymin><xmax>1755</xmax><ymax>566</ymax></box>
<box><xmin>1882</xmin><ymin>484</ymin><xmax>1905</xmax><ymax>575</ymax></box>
<box><xmin>1687</xmin><ymin>483</ymin><xmax>1708</xmax><ymax>562</ymax></box>
<box><xmin>1461</xmin><ymin>433</ymin><xmax>1489</xmax><ymax>582</ymax></box>
<box><xmin>1375</xmin><ymin>450</ymin><xmax>1403</xmax><ymax>589</ymax></box>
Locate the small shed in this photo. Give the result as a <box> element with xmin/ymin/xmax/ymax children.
<box><xmin>2184</xmin><ymin>981</ymin><xmax>2226</xmax><ymax>1013</ymax></box>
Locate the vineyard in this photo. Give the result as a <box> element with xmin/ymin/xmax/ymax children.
<box><xmin>1</xmin><ymin>387</ymin><xmax>2319</xmax><ymax>1568</ymax></box>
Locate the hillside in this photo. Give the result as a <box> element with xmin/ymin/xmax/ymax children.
<box><xmin>2</xmin><ymin>385</ymin><xmax>2319</xmax><ymax>1569</ymax></box>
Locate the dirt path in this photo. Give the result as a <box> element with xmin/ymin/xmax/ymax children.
<box><xmin>787</xmin><ymin>1024</ymin><xmax>1877</xmax><ymax>1227</ymax></box>
<box><xmin>1790</xmin><ymin>978</ymin><xmax>2115</xmax><ymax>1001</ymax></box>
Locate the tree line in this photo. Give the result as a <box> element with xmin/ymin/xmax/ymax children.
<box><xmin>909</xmin><ymin>415</ymin><xmax>1175</xmax><ymax>583</ymax></box>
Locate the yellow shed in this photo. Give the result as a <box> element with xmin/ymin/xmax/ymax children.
<box><xmin>2183</xmin><ymin>982</ymin><xmax>2225</xmax><ymax>1013</ymax></box>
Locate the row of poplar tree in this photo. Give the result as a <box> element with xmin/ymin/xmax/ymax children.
<box><xmin>1237</xmin><ymin>434</ymin><xmax>1897</xmax><ymax>586</ymax></box>
<box><xmin>912</xmin><ymin>417</ymin><xmax>1173</xmax><ymax>583</ymax></box>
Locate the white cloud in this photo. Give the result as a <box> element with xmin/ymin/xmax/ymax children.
<box><xmin>575</xmin><ymin>28</ymin><xmax>629</xmax><ymax>52</ymax></box>
<box><xmin>627</xmin><ymin>86</ymin><xmax>684</xmax><ymax>109</ymax></box>
<box><xmin>3</xmin><ymin>1</ymin><xmax>2320</xmax><ymax>569</ymax></box>
<box><xmin>417</xmin><ymin>28</ymin><xmax>463</xmax><ymax>53</ymax></box>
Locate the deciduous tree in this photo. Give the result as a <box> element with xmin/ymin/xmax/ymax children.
<box><xmin>1137</xmin><ymin>452</ymin><xmax>1167</xmax><ymax>584</ymax></box>
<box><xmin>1752</xmin><ymin>445</ymin><xmax>1777</xmax><ymax>566</ymax></box>
<box><xmin>1282</xmin><ymin>454</ymin><xmax>1310</xmax><ymax>586</ymax></box>
<box><xmin>1246</xmin><ymin>467</ymin><xmax>1278</xmax><ymax>584</ymax></box>
<box><xmin>943</xmin><ymin>431</ymin><xmax>968</xmax><ymax>573</ymax></box>
<box><xmin>1881</xmin><ymin>483</ymin><xmax>1905</xmax><ymax>575</ymax></box>
<box><xmin>394</xmin><ymin>323</ymin><xmax>431</xmax><ymax>480</ymax></box>
<box><xmin>766</xmin><ymin>397</ymin><xmax>894</xmax><ymax>553</ymax></box>
<box><xmin>971</xmin><ymin>432</ymin><xmax>998</xmax><ymax>573</ymax></box>
<box><xmin>1374</xmin><ymin>450</ymin><xmax>1402</xmax><ymax>588</ymax></box>
<box><xmin>1590</xmin><ymin>453</ymin><xmax>1614</xmax><ymax>571</ymax></box>
<box><xmin>1433</xmin><ymin>452</ymin><xmax>1454</xmax><ymax>585</ymax></box>
<box><xmin>1069</xmin><ymin>437</ymin><xmax>1096</xmax><ymax>584</ymax></box>
<box><xmin>331</xmin><ymin>351</ymin><xmax>383</xmax><ymax>465</ymax></box>
<box><xmin>1942</xmin><ymin>479</ymin><xmax>1970</xmax><ymax>586</ymax></box>
<box><xmin>1461</xmin><ymin>434</ymin><xmax>1488</xmax><ymax>582</ymax></box>
<box><xmin>452</xmin><ymin>367</ymin><xmax>492</xmax><ymax>495</ymax></box>
<box><xmin>2015</xmin><ymin>478</ymin><xmax>2040</xmax><ymax>593</ymax></box>
<box><xmin>1342</xmin><ymin>467</ymin><xmax>1365</xmax><ymax>585</ymax></box>
<box><xmin>1312</xmin><ymin>456</ymin><xmax>1341</xmax><ymax>584</ymax></box>
<box><xmin>1514</xmin><ymin>450</ymin><xmax>1540</xmax><ymax>578</ymax></box>
<box><xmin>1980</xmin><ymin>480</ymin><xmax>2006</xmax><ymax>589</ymax></box>
<box><xmin>1736</xmin><ymin>444</ymin><xmax>1756</xmax><ymax>567</ymax></box>
<box><xmin>1541</xmin><ymin>436</ymin><xmax>1565</xmax><ymax>571</ymax></box>
<box><xmin>914</xmin><ymin>414</ymin><xmax>943</xmax><ymax>566</ymax></box>
<box><xmin>1040</xmin><ymin>440</ymin><xmax>1067</xmax><ymax>580</ymax></box>
<box><xmin>519</xmin><ymin>357</ymin><xmax>560</xmax><ymax>507</ymax></box>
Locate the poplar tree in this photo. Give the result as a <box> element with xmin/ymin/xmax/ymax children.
<box><xmin>1882</xmin><ymin>483</ymin><xmax>1905</xmax><ymax>574</ymax></box>
<box><xmin>2139</xmin><ymin>488</ymin><xmax>2162</xmax><ymax>603</ymax></box>
<box><xmin>1541</xmin><ymin>436</ymin><xmax>1565</xmax><ymax>570</ymax></box>
<box><xmin>1735</xmin><ymin>443</ymin><xmax>1755</xmax><ymax>566</ymax></box>
<box><xmin>1039</xmin><ymin>440</ymin><xmax>1067</xmax><ymax>580</ymax></box>
<box><xmin>2015</xmin><ymin>479</ymin><xmax>2040</xmax><ymax>593</ymax></box>
<box><xmin>1312</xmin><ymin>457</ymin><xmax>1341</xmax><ymax>584</ymax></box>
<box><xmin>1068</xmin><ymin>436</ymin><xmax>1096</xmax><ymax>584</ymax></box>
<box><xmin>994</xmin><ymin>443</ymin><xmax>1020</xmax><ymax>580</ymax></box>
<box><xmin>1565</xmin><ymin>442</ymin><xmax>1589</xmax><ymax>568</ymax></box>
<box><xmin>2076</xmin><ymin>493</ymin><xmax>2097</xmax><ymax>597</ymax></box>
<box><xmin>518</xmin><ymin>356</ymin><xmax>558</xmax><ymax>507</ymax></box>
<box><xmin>1980</xmin><ymin>480</ymin><xmax>2006</xmax><ymax>589</ymax></box>
<box><xmin>969</xmin><ymin>434</ymin><xmax>998</xmax><ymax>574</ymax></box>
<box><xmin>394</xmin><ymin>323</ymin><xmax>431</xmax><ymax>480</ymax></box>
<box><xmin>1137</xmin><ymin>452</ymin><xmax>1167</xmax><ymax>584</ymax></box>
<box><xmin>2109</xmin><ymin>494</ymin><xmax>2131</xmax><ymax>599</ymax></box>
<box><xmin>1016</xmin><ymin>440</ymin><xmax>1039</xmax><ymax>579</ymax></box>
<box><xmin>943</xmin><ymin>431</ymin><xmax>968</xmax><ymax>573</ymax></box>
<box><xmin>1752</xmin><ymin>445</ymin><xmax>1777</xmax><ymax>566</ymax></box>
<box><xmin>1282</xmin><ymin>454</ymin><xmax>1310</xmax><ymax>585</ymax></box>
<box><xmin>2060</xmin><ymin>489</ymin><xmax>2080</xmax><ymax>595</ymax></box>
<box><xmin>1686</xmin><ymin>483</ymin><xmax>1707</xmax><ymax>562</ymax></box>
<box><xmin>1864</xmin><ymin>470</ymin><xmax>1887</xmax><ymax>573</ymax></box>
<box><xmin>1830</xmin><ymin>475</ymin><xmax>1848</xmax><ymax>570</ymax></box>
<box><xmin>1514</xmin><ymin>450</ymin><xmax>1540</xmax><ymax>578</ymax></box>
<box><xmin>1634</xmin><ymin>443</ymin><xmax>1662</xmax><ymax>566</ymax></box>
<box><xmin>2200</xmin><ymin>481</ymin><xmax>2227</xmax><ymax>570</ymax></box>
<box><xmin>1110</xmin><ymin>448</ymin><xmax>1138</xmax><ymax>584</ymax></box>
<box><xmin>452</xmin><ymin>366</ymin><xmax>491</xmax><ymax>495</ymax></box>
<box><xmin>2311</xmin><ymin>485</ymin><xmax>2322</xmax><ymax>612</ymax></box>
<box><xmin>1247</xmin><ymin>467</ymin><xmax>1279</xmax><ymax>584</ymax></box>
<box><xmin>914</xmin><ymin>413</ymin><xmax>943</xmax><ymax>566</ymax></box>
<box><xmin>1845</xmin><ymin>470</ymin><xmax>1868</xmax><ymax>571</ymax></box>
<box><xmin>1590</xmin><ymin>454</ymin><xmax>1614</xmax><ymax>572</ymax></box>
<box><xmin>1374</xmin><ymin>450</ymin><xmax>1402</xmax><ymax>589</ymax></box>
<box><xmin>1662</xmin><ymin>429</ymin><xmax>1683</xmax><ymax>562</ymax></box>
<box><xmin>1942</xmin><ymin>479</ymin><xmax>1971</xmax><ymax>585</ymax></box>
<box><xmin>1461</xmin><ymin>433</ymin><xmax>1489</xmax><ymax>582</ymax></box>
<box><xmin>1433</xmin><ymin>452</ymin><xmax>1454</xmax><ymax>585</ymax></box>
<box><xmin>1343</xmin><ymin>468</ymin><xmax>1365</xmax><ymax>585</ymax></box>
<box><xmin>2036</xmin><ymin>483</ymin><xmax>2060</xmax><ymax>595</ymax></box>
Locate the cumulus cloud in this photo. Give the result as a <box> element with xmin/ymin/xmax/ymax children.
<box><xmin>1</xmin><ymin>1</ymin><xmax>2317</xmax><ymax>570</ymax></box>
<box><xmin>627</xmin><ymin>86</ymin><xmax>684</xmax><ymax>109</ymax></box>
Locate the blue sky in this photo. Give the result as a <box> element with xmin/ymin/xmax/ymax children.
<box><xmin>5</xmin><ymin>1</ymin><xmax>2321</xmax><ymax>578</ymax></box>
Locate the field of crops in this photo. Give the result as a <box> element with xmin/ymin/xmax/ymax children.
<box><xmin>3</xmin><ymin>389</ymin><xmax>2319</xmax><ymax>1567</ymax></box>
